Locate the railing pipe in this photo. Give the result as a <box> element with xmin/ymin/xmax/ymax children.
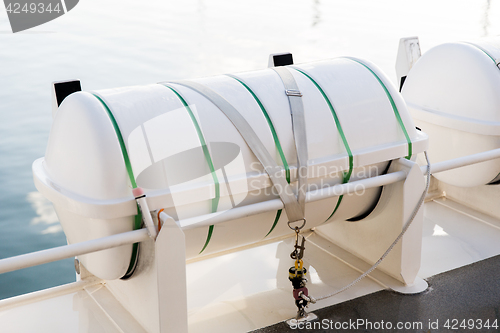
<box><xmin>0</xmin><ymin>229</ymin><xmax>149</xmax><ymax>275</ymax></box>
<box><xmin>2</xmin><ymin>148</ymin><xmax>500</xmax><ymax>275</ymax></box>
<box><xmin>179</xmin><ymin>170</ymin><xmax>407</xmax><ymax>229</ymax></box>
<box><xmin>420</xmin><ymin>148</ymin><xmax>500</xmax><ymax>174</ymax></box>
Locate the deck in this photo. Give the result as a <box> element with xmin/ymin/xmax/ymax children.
<box><xmin>2</xmin><ymin>194</ymin><xmax>500</xmax><ymax>332</ymax></box>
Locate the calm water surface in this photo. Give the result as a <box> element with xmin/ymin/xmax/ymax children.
<box><xmin>0</xmin><ymin>0</ymin><xmax>499</xmax><ymax>300</ymax></box>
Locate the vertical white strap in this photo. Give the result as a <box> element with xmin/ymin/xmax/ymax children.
<box><xmin>272</xmin><ymin>67</ymin><xmax>309</xmax><ymax>215</ymax></box>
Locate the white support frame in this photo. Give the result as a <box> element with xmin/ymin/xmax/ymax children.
<box><xmin>2</xmin><ymin>149</ymin><xmax>500</xmax><ymax>332</ymax></box>
<box><xmin>1</xmin><ymin>148</ymin><xmax>500</xmax><ymax>277</ymax></box>
<box><xmin>156</xmin><ymin>213</ymin><xmax>188</xmax><ymax>333</ymax></box>
<box><xmin>314</xmin><ymin>158</ymin><xmax>428</xmax><ymax>292</ymax></box>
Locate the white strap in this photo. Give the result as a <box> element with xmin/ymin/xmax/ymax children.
<box><xmin>170</xmin><ymin>81</ymin><xmax>305</xmax><ymax>224</ymax></box>
<box><xmin>272</xmin><ymin>67</ymin><xmax>309</xmax><ymax>215</ymax></box>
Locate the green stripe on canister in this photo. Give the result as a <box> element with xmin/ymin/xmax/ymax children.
<box><xmin>162</xmin><ymin>84</ymin><xmax>220</xmax><ymax>254</ymax></box>
<box><xmin>227</xmin><ymin>74</ymin><xmax>290</xmax><ymax>237</ymax></box>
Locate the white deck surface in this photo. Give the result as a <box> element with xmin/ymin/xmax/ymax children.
<box><xmin>420</xmin><ymin>198</ymin><xmax>500</xmax><ymax>278</ymax></box>
<box><xmin>1</xmin><ymin>197</ymin><xmax>500</xmax><ymax>332</ymax></box>
<box><xmin>0</xmin><ymin>288</ymin><xmax>124</xmax><ymax>333</ymax></box>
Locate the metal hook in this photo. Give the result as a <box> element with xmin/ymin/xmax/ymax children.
<box><xmin>290</xmin><ymin>228</ymin><xmax>306</xmax><ymax>260</ymax></box>
<box><xmin>288</xmin><ymin>218</ymin><xmax>306</xmax><ymax>231</ymax></box>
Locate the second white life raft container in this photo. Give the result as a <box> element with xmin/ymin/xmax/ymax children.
<box><xmin>33</xmin><ymin>57</ymin><xmax>427</xmax><ymax>280</ymax></box>
<box><xmin>402</xmin><ymin>38</ymin><xmax>500</xmax><ymax>187</ymax></box>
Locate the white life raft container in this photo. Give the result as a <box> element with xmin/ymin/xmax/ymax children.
<box><xmin>402</xmin><ymin>38</ymin><xmax>500</xmax><ymax>187</ymax></box>
<box><xmin>33</xmin><ymin>57</ymin><xmax>427</xmax><ymax>280</ymax></box>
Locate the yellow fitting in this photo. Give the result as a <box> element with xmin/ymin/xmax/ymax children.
<box><xmin>295</xmin><ymin>259</ymin><xmax>303</xmax><ymax>271</ymax></box>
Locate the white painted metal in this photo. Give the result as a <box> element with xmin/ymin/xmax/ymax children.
<box><xmin>395</xmin><ymin>36</ymin><xmax>421</xmax><ymax>89</ymax></box>
<box><xmin>4</xmin><ymin>194</ymin><xmax>500</xmax><ymax>333</ymax></box>
<box><xmin>157</xmin><ymin>213</ymin><xmax>188</xmax><ymax>333</ymax></box>
<box><xmin>420</xmin><ymin>198</ymin><xmax>500</xmax><ymax>278</ymax></box>
<box><xmin>103</xmin><ymin>212</ymin><xmax>188</xmax><ymax>333</ymax></box>
<box><xmin>179</xmin><ymin>170</ymin><xmax>408</xmax><ymax>229</ymax></box>
<box><xmin>6</xmin><ymin>146</ymin><xmax>500</xmax><ymax>332</ymax></box>
<box><xmin>136</xmin><ymin>195</ymin><xmax>157</xmax><ymax>239</ymax></box>
<box><xmin>0</xmin><ymin>229</ymin><xmax>149</xmax><ymax>275</ymax></box>
<box><xmin>4</xmin><ymin>148</ymin><xmax>500</xmax><ymax>276</ymax></box>
<box><xmin>421</xmin><ymin>147</ymin><xmax>500</xmax><ymax>175</ymax></box>
<box><xmin>0</xmin><ymin>279</ymin><xmax>100</xmax><ymax>312</ymax></box>
<box><xmin>0</xmin><ymin>171</ymin><xmax>407</xmax><ymax>275</ymax></box>
<box><xmin>316</xmin><ymin>158</ymin><xmax>426</xmax><ymax>286</ymax></box>
<box><xmin>8</xmin><ymin>158</ymin><xmax>430</xmax><ymax>331</ymax></box>
<box><xmin>4</xmin><ymin>168</ymin><xmax>428</xmax><ymax>332</ymax></box>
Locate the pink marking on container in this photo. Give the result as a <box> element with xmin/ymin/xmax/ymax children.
<box><xmin>132</xmin><ymin>187</ymin><xmax>145</xmax><ymax>198</ymax></box>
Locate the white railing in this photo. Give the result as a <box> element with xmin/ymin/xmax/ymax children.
<box><xmin>422</xmin><ymin>148</ymin><xmax>500</xmax><ymax>174</ymax></box>
<box><xmin>1</xmin><ymin>148</ymin><xmax>500</xmax><ymax>276</ymax></box>
<box><xmin>0</xmin><ymin>229</ymin><xmax>149</xmax><ymax>275</ymax></box>
<box><xmin>180</xmin><ymin>169</ymin><xmax>408</xmax><ymax>229</ymax></box>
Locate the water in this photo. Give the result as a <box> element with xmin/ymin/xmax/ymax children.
<box><xmin>0</xmin><ymin>0</ymin><xmax>498</xmax><ymax>300</ymax></box>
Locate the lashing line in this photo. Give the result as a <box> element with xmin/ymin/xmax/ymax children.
<box><xmin>300</xmin><ymin>151</ymin><xmax>430</xmax><ymax>303</ymax></box>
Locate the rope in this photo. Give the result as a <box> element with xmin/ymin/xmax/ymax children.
<box><xmin>312</xmin><ymin>151</ymin><xmax>431</xmax><ymax>301</ymax></box>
